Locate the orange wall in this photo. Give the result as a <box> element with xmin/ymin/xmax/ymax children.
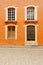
<box><xmin>0</xmin><ymin>0</ymin><xmax>43</xmax><ymax>45</ymax></box>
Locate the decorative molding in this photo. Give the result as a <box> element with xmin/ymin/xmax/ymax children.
<box><xmin>24</xmin><ymin>5</ymin><xmax>38</xmax><ymax>21</ymax></box>
<box><xmin>5</xmin><ymin>6</ymin><xmax>18</xmax><ymax>21</ymax></box>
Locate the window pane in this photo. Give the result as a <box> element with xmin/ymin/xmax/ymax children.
<box><xmin>8</xmin><ymin>26</ymin><xmax>11</xmax><ymax>38</ymax></box>
<box><xmin>12</xmin><ymin>31</ymin><xmax>15</xmax><ymax>39</ymax></box>
<box><xmin>8</xmin><ymin>26</ymin><xmax>11</xmax><ymax>31</ymax></box>
<box><xmin>12</xmin><ymin>26</ymin><xmax>15</xmax><ymax>31</ymax></box>
<box><xmin>27</xmin><ymin>7</ymin><xmax>35</xmax><ymax>20</ymax></box>
<box><xmin>8</xmin><ymin>8</ymin><xmax>15</xmax><ymax>21</ymax></box>
<box><xmin>12</xmin><ymin>26</ymin><xmax>15</xmax><ymax>39</ymax></box>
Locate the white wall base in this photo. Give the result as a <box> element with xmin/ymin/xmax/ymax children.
<box><xmin>25</xmin><ymin>41</ymin><xmax>38</xmax><ymax>46</ymax></box>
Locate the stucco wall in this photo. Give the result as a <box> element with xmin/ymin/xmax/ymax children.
<box><xmin>0</xmin><ymin>0</ymin><xmax>43</xmax><ymax>45</ymax></box>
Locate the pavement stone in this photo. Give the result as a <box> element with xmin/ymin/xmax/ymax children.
<box><xmin>0</xmin><ymin>46</ymin><xmax>43</xmax><ymax>65</ymax></box>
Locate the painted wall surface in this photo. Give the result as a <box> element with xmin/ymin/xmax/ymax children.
<box><xmin>0</xmin><ymin>0</ymin><xmax>43</xmax><ymax>45</ymax></box>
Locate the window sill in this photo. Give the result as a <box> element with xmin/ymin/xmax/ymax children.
<box><xmin>5</xmin><ymin>20</ymin><xmax>17</xmax><ymax>22</ymax></box>
<box><xmin>25</xmin><ymin>20</ymin><xmax>38</xmax><ymax>22</ymax></box>
<box><xmin>6</xmin><ymin>37</ymin><xmax>17</xmax><ymax>40</ymax></box>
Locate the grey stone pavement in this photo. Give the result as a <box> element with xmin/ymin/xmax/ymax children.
<box><xmin>0</xmin><ymin>46</ymin><xmax>43</xmax><ymax>65</ymax></box>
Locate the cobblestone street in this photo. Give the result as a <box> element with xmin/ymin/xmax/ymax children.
<box><xmin>0</xmin><ymin>46</ymin><xmax>43</xmax><ymax>65</ymax></box>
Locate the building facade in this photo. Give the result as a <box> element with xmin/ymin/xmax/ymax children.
<box><xmin>0</xmin><ymin>0</ymin><xmax>43</xmax><ymax>46</ymax></box>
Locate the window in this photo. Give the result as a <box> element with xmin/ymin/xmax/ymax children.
<box><xmin>5</xmin><ymin>6</ymin><xmax>17</xmax><ymax>21</ymax></box>
<box><xmin>8</xmin><ymin>8</ymin><xmax>15</xmax><ymax>20</ymax></box>
<box><xmin>5</xmin><ymin>24</ymin><xmax>17</xmax><ymax>40</ymax></box>
<box><xmin>27</xmin><ymin>7</ymin><xmax>35</xmax><ymax>20</ymax></box>
<box><xmin>25</xmin><ymin>5</ymin><xmax>38</xmax><ymax>21</ymax></box>
<box><xmin>8</xmin><ymin>26</ymin><xmax>15</xmax><ymax>39</ymax></box>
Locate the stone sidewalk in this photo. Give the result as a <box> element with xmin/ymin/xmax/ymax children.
<box><xmin>0</xmin><ymin>46</ymin><xmax>43</xmax><ymax>65</ymax></box>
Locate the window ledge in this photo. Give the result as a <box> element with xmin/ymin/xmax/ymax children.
<box><xmin>25</xmin><ymin>20</ymin><xmax>38</xmax><ymax>22</ymax></box>
<box><xmin>5</xmin><ymin>20</ymin><xmax>17</xmax><ymax>23</ymax></box>
<box><xmin>7</xmin><ymin>38</ymin><xmax>15</xmax><ymax>40</ymax></box>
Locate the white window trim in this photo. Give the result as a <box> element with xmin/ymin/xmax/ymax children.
<box><xmin>24</xmin><ymin>5</ymin><xmax>38</xmax><ymax>21</ymax></box>
<box><xmin>24</xmin><ymin>24</ymin><xmax>38</xmax><ymax>45</ymax></box>
<box><xmin>5</xmin><ymin>6</ymin><xmax>18</xmax><ymax>21</ymax></box>
<box><xmin>5</xmin><ymin>24</ymin><xmax>18</xmax><ymax>40</ymax></box>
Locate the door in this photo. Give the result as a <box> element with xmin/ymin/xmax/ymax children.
<box><xmin>25</xmin><ymin>25</ymin><xmax>37</xmax><ymax>45</ymax></box>
<box><xmin>27</xmin><ymin>25</ymin><xmax>35</xmax><ymax>41</ymax></box>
